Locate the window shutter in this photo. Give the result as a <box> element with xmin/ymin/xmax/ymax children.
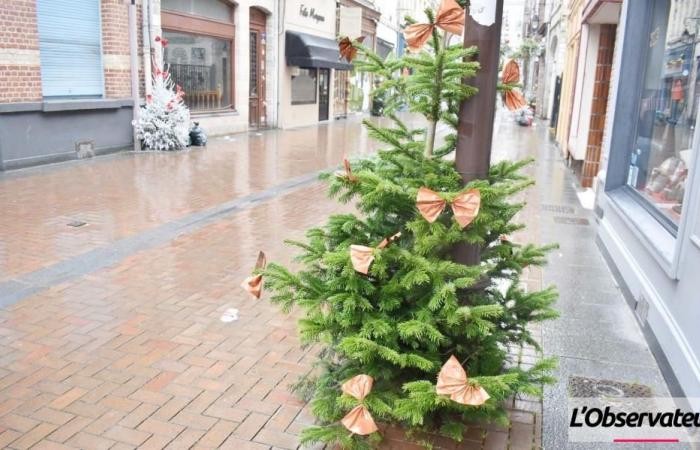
<box><xmin>36</xmin><ymin>0</ymin><xmax>104</xmax><ymax>98</ymax></box>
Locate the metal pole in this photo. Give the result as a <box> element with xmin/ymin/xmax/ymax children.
<box><xmin>454</xmin><ymin>0</ymin><xmax>504</xmax><ymax>265</ymax></box>
<box><xmin>128</xmin><ymin>0</ymin><xmax>141</xmax><ymax>151</ymax></box>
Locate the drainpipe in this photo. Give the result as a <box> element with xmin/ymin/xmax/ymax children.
<box><xmin>128</xmin><ymin>0</ymin><xmax>141</xmax><ymax>151</ymax></box>
<box><xmin>142</xmin><ymin>0</ymin><xmax>153</xmax><ymax>96</ymax></box>
<box><xmin>276</xmin><ymin>0</ymin><xmax>285</xmax><ymax>128</ymax></box>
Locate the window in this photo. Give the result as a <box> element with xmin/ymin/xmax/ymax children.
<box><xmin>36</xmin><ymin>0</ymin><xmax>103</xmax><ymax>98</ymax></box>
<box><xmin>164</xmin><ymin>32</ymin><xmax>232</xmax><ymax>111</ymax></box>
<box><xmin>291</xmin><ymin>68</ymin><xmax>317</xmax><ymax>104</ymax></box>
<box><xmin>627</xmin><ymin>0</ymin><xmax>699</xmax><ymax>227</ymax></box>
<box><xmin>161</xmin><ymin>0</ymin><xmax>232</xmax><ymax>23</ymax></box>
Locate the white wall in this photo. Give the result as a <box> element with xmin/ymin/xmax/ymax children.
<box><xmin>568</xmin><ymin>24</ymin><xmax>599</xmax><ymax>160</ymax></box>
<box><xmin>279</xmin><ymin>0</ymin><xmax>337</xmax><ymax>129</ymax></box>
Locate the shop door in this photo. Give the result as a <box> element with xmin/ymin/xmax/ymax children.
<box><xmin>319</xmin><ymin>68</ymin><xmax>330</xmax><ymax>121</ymax></box>
<box><xmin>249</xmin><ymin>8</ymin><xmax>266</xmax><ymax>128</ymax></box>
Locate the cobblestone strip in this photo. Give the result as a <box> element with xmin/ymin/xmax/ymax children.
<box><xmin>0</xmin><ymin>171</ymin><xmax>323</xmax><ymax>308</ymax></box>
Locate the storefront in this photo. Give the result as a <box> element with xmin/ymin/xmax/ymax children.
<box><xmin>597</xmin><ymin>0</ymin><xmax>700</xmax><ymax>397</ymax></box>
<box><xmin>565</xmin><ymin>0</ymin><xmax>621</xmax><ymax>187</ymax></box>
<box><xmin>280</xmin><ymin>0</ymin><xmax>351</xmax><ymax>128</ymax></box>
<box><xmin>161</xmin><ymin>0</ymin><xmax>278</xmax><ymax>134</ymax></box>
<box><xmin>337</xmin><ymin>0</ymin><xmax>380</xmax><ymax>114</ymax></box>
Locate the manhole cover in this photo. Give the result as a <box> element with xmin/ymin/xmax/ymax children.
<box><xmin>541</xmin><ymin>204</ymin><xmax>576</xmax><ymax>214</ymax></box>
<box><xmin>569</xmin><ymin>376</ymin><xmax>652</xmax><ymax>398</ymax></box>
<box><xmin>67</xmin><ymin>220</ymin><xmax>87</xmax><ymax>228</ymax></box>
<box><xmin>553</xmin><ymin>216</ymin><xmax>590</xmax><ymax>226</ymax></box>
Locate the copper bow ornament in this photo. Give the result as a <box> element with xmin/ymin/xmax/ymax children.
<box><xmin>436</xmin><ymin>355</ymin><xmax>490</xmax><ymax>406</ymax></box>
<box><xmin>403</xmin><ymin>0</ymin><xmax>465</xmax><ymax>52</ymax></box>
<box><xmin>501</xmin><ymin>60</ymin><xmax>527</xmax><ymax>111</ymax></box>
<box><xmin>241</xmin><ymin>251</ymin><xmax>266</xmax><ymax>299</ymax></box>
<box><xmin>416</xmin><ymin>187</ymin><xmax>481</xmax><ymax>228</ymax></box>
<box><xmin>350</xmin><ymin>232</ymin><xmax>401</xmax><ymax>274</ymax></box>
<box><xmin>340</xmin><ymin>374</ymin><xmax>379</xmax><ymax>435</ymax></box>
<box><xmin>335</xmin><ymin>158</ymin><xmax>358</xmax><ymax>182</ymax></box>
<box><xmin>339</xmin><ymin>36</ymin><xmax>366</xmax><ymax>63</ymax></box>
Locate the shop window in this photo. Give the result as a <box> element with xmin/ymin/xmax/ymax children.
<box><xmin>626</xmin><ymin>0</ymin><xmax>699</xmax><ymax>228</ymax></box>
<box><xmin>163</xmin><ymin>32</ymin><xmax>232</xmax><ymax>112</ymax></box>
<box><xmin>291</xmin><ymin>68</ymin><xmax>317</xmax><ymax>105</ymax></box>
<box><xmin>161</xmin><ymin>0</ymin><xmax>233</xmax><ymax>23</ymax></box>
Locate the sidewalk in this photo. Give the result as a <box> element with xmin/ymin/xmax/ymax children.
<box><xmin>0</xmin><ymin>114</ymin><xmax>676</xmax><ymax>449</ymax></box>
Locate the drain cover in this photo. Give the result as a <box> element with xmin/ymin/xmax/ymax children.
<box><xmin>541</xmin><ymin>204</ymin><xmax>576</xmax><ymax>214</ymax></box>
<box><xmin>569</xmin><ymin>376</ymin><xmax>652</xmax><ymax>398</ymax></box>
<box><xmin>67</xmin><ymin>220</ymin><xmax>87</xmax><ymax>228</ymax></box>
<box><xmin>553</xmin><ymin>216</ymin><xmax>590</xmax><ymax>226</ymax></box>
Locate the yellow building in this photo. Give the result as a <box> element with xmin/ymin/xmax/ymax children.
<box><xmin>555</xmin><ymin>0</ymin><xmax>583</xmax><ymax>156</ymax></box>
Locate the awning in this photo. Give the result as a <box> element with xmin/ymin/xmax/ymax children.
<box><xmin>285</xmin><ymin>31</ymin><xmax>353</xmax><ymax>70</ymax></box>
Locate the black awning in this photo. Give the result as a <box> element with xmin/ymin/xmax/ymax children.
<box><xmin>285</xmin><ymin>31</ymin><xmax>353</xmax><ymax>70</ymax></box>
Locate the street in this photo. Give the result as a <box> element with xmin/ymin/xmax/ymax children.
<box><xmin>0</xmin><ymin>114</ymin><xmax>673</xmax><ymax>449</ymax></box>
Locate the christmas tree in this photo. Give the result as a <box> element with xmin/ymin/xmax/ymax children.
<box><xmin>133</xmin><ymin>38</ymin><xmax>190</xmax><ymax>151</ymax></box>
<box><xmin>256</xmin><ymin>3</ymin><xmax>558</xmax><ymax>448</ymax></box>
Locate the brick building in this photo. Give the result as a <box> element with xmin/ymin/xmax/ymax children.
<box><xmin>0</xmin><ymin>0</ymin><xmax>282</xmax><ymax>170</ymax></box>
<box><xmin>0</xmin><ymin>0</ymin><xmax>142</xmax><ymax>170</ymax></box>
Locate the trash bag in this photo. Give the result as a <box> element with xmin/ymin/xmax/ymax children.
<box><xmin>189</xmin><ymin>122</ymin><xmax>207</xmax><ymax>146</ymax></box>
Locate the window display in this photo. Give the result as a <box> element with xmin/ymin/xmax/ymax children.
<box><xmin>627</xmin><ymin>0</ymin><xmax>699</xmax><ymax>226</ymax></box>
<box><xmin>163</xmin><ymin>31</ymin><xmax>232</xmax><ymax>111</ymax></box>
<box><xmin>291</xmin><ymin>68</ymin><xmax>317</xmax><ymax>104</ymax></box>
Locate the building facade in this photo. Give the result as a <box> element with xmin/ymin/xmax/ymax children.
<box><xmin>0</xmin><ymin>0</ymin><xmax>141</xmax><ymax>170</ymax></box>
<box><xmin>597</xmin><ymin>0</ymin><xmax>700</xmax><ymax>398</ymax></box>
<box><xmin>0</xmin><ymin>0</ymin><xmax>377</xmax><ymax>169</ymax></box>
<box><xmin>536</xmin><ymin>0</ymin><xmax>566</xmax><ymax>124</ymax></box>
<box><xmin>564</xmin><ymin>0</ymin><xmax>621</xmax><ymax>187</ymax></box>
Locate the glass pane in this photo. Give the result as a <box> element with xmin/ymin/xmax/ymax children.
<box><xmin>628</xmin><ymin>0</ymin><xmax>699</xmax><ymax>225</ymax></box>
<box><xmin>291</xmin><ymin>68</ymin><xmax>317</xmax><ymax>104</ymax></box>
<box><xmin>162</xmin><ymin>0</ymin><xmax>231</xmax><ymax>23</ymax></box>
<box><xmin>249</xmin><ymin>31</ymin><xmax>258</xmax><ymax>96</ymax></box>
<box><xmin>163</xmin><ymin>31</ymin><xmax>231</xmax><ymax>111</ymax></box>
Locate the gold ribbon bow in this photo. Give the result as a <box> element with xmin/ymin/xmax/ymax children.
<box><xmin>416</xmin><ymin>187</ymin><xmax>481</xmax><ymax>228</ymax></box>
<box><xmin>340</xmin><ymin>374</ymin><xmax>379</xmax><ymax>435</ymax></box>
<box><xmin>350</xmin><ymin>232</ymin><xmax>401</xmax><ymax>274</ymax></box>
<box><xmin>436</xmin><ymin>355</ymin><xmax>490</xmax><ymax>406</ymax></box>
<box><xmin>501</xmin><ymin>60</ymin><xmax>527</xmax><ymax>111</ymax></box>
<box><xmin>339</xmin><ymin>36</ymin><xmax>366</xmax><ymax>63</ymax></box>
<box><xmin>403</xmin><ymin>0</ymin><xmax>465</xmax><ymax>52</ymax></box>
<box><xmin>241</xmin><ymin>251</ymin><xmax>266</xmax><ymax>299</ymax></box>
<box><xmin>335</xmin><ymin>158</ymin><xmax>358</xmax><ymax>182</ymax></box>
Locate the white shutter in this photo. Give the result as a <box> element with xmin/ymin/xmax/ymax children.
<box><xmin>36</xmin><ymin>0</ymin><xmax>104</xmax><ymax>98</ymax></box>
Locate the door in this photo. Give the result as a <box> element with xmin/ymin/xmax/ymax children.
<box><xmin>551</xmin><ymin>75</ymin><xmax>562</xmax><ymax>130</ymax></box>
<box><xmin>249</xmin><ymin>8</ymin><xmax>266</xmax><ymax>128</ymax></box>
<box><xmin>319</xmin><ymin>68</ymin><xmax>330</xmax><ymax>121</ymax></box>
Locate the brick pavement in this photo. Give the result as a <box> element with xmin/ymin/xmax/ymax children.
<box><xmin>0</xmin><ymin>116</ymin><xmax>546</xmax><ymax>449</ymax></box>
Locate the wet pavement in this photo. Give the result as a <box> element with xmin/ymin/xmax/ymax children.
<box><xmin>0</xmin><ymin>114</ymin><xmax>674</xmax><ymax>449</ymax></box>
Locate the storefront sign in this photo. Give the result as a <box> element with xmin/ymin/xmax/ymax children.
<box><xmin>299</xmin><ymin>4</ymin><xmax>325</xmax><ymax>23</ymax></box>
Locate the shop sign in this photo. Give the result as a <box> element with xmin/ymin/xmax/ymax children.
<box><xmin>299</xmin><ymin>4</ymin><xmax>325</xmax><ymax>23</ymax></box>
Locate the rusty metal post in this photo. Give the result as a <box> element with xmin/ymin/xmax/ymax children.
<box><xmin>454</xmin><ymin>0</ymin><xmax>504</xmax><ymax>265</ymax></box>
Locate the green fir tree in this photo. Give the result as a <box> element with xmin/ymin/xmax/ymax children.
<box><xmin>262</xmin><ymin>7</ymin><xmax>559</xmax><ymax>449</ymax></box>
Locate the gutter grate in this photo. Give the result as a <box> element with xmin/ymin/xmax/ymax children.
<box><xmin>541</xmin><ymin>204</ymin><xmax>576</xmax><ymax>214</ymax></box>
<box><xmin>67</xmin><ymin>220</ymin><xmax>87</xmax><ymax>228</ymax></box>
<box><xmin>569</xmin><ymin>376</ymin><xmax>652</xmax><ymax>398</ymax></box>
